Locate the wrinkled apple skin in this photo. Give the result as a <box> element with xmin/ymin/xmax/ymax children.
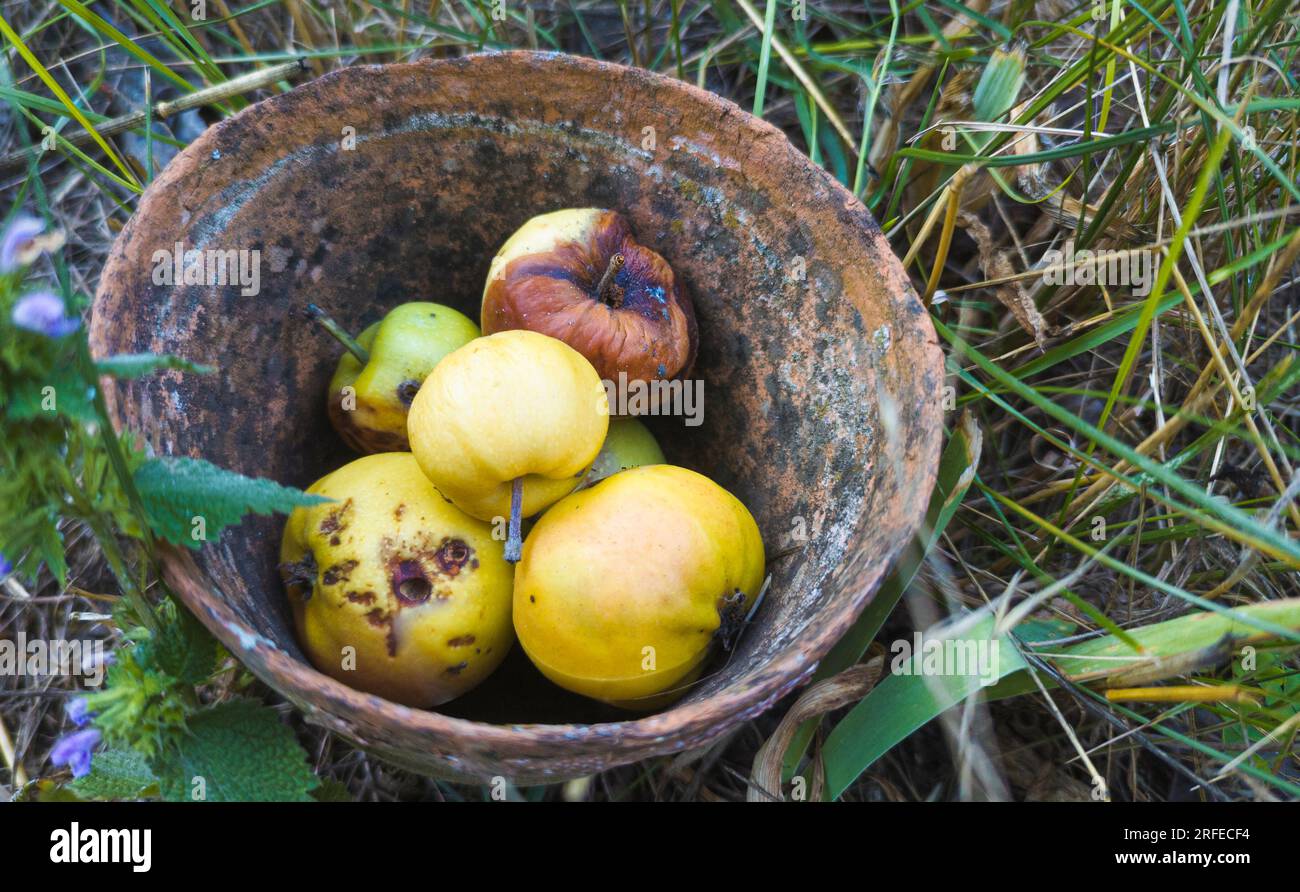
<box><xmin>579</xmin><ymin>417</ymin><xmax>665</xmax><ymax>489</ymax></box>
<box><xmin>327</xmin><ymin>302</ymin><xmax>479</xmax><ymax>453</ymax></box>
<box><xmin>513</xmin><ymin>465</ymin><xmax>765</xmax><ymax>709</ymax></box>
<box><xmin>481</xmin><ymin>208</ymin><xmax>698</xmax><ymax>384</ymax></box>
<box><xmin>406</xmin><ymin>329</ymin><xmax>609</xmax><ymax>522</ymax></box>
<box><xmin>279</xmin><ymin>453</ymin><xmax>513</xmax><ymax>708</ymax></box>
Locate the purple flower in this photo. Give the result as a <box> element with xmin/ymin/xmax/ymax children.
<box><xmin>11</xmin><ymin>290</ymin><xmax>79</xmax><ymax>338</ymax></box>
<box><xmin>66</xmin><ymin>697</ymin><xmax>96</xmax><ymax>728</ymax></box>
<box><xmin>1</xmin><ymin>215</ymin><xmax>44</xmax><ymax>271</ymax></box>
<box><xmin>50</xmin><ymin>728</ymin><xmax>100</xmax><ymax>778</ymax></box>
<box><xmin>0</xmin><ymin>552</ymin><xmax>11</xmax><ymax>577</ymax></box>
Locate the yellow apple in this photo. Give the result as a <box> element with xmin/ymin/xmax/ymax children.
<box><xmin>406</xmin><ymin>329</ymin><xmax>608</xmax><ymax>560</ymax></box>
<box><xmin>513</xmin><ymin>465</ymin><xmax>765</xmax><ymax>708</ymax></box>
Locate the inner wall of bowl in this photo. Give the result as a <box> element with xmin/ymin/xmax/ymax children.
<box><xmin>117</xmin><ymin>103</ymin><xmax>880</xmax><ymax>721</ymax></box>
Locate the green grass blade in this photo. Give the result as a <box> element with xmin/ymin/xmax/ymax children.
<box><xmin>0</xmin><ymin>11</ymin><xmax>139</xmax><ymax>189</ymax></box>
<box><xmin>750</xmin><ymin>0</ymin><xmax>778</xmax><ymax>117</ymax></box>
<box><xmin>821</xmin><ymin>604</ymin><xmax>1027</xmax><ymax>799</ymax></box>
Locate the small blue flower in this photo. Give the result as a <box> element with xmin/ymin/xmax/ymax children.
<box><xmin>0</xmin><ymin>552</ymin><xmax>11</xmax><ymax>577</ymax></box>
<box><xmin>50</xmin><ymin>728</ymin><xmax>100</xmax><ymax>778</ymax></box>
<box><xmin>11</xmin><ymin>291</ymin><xmax>79</xmax><ymax>338</ymax></box>
<box><xmin>66</xmin><ymin>697</ymin><xmax>96</xmax><ymax>728</ymax></box>
<box><xmin>0</xmin><ymin>215</ymin><xmax>44</xmax><ymax>272</ymax></box>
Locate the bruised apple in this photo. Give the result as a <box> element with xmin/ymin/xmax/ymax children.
<box><xmin>279</xmin><ymin>453</ymin><xmax>513</xmax><ymax>708</ymax></box>
<box><xmin>481</xmin><ymin>208</ymin><xmax>697</xmax><ymax>384</ymax></box>
<box><xmin>311</xmin><ymin>302</ymin><xmax>479</xmax><ymax>453</ymax></box>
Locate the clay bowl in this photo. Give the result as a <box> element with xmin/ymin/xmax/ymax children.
<box><xmin>90</xmin><ymin>51</ymin><xmax>943</xmax><ymax>784</ymax></box>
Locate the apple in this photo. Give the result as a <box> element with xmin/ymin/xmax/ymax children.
<box><xmin>279</xmin><ymin>452</ymin><xmax>513</xmax><ymax>708</ymax></box>
<box><xmin>513</xmin><ymin>465</ymin><xmax>766</xmax><ymax>709</ymax></box>
<box><xmin>309</xmin><ymin>302</ymin><xmax>479</xmax><ymax>453</ymax></box>
<box><xmin>405</xmin><ymin>329</ymin><xmax>608</xmax><ymax>561</ymax></box>
<box><xmin>579</xmin><ymin>417</ymin><xmax>665</xmax><ymax>489</ymax></box>
<box><xmin>481</xmin><ymin>208</ymin><xmax>697</xmax><ymax>384</ymax></box>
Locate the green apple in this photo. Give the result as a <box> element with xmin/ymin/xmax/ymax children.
<box><xmin>310</xmin><ymin>302</ymin><xmax>479</xmax><ymax>453</ymax></box>
<box><xmin>580</xmin><ymin>417</ymin><xmax>665</xmax><ymax>488</ymax></box>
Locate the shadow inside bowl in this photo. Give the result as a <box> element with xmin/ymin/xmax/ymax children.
<box><xmin>91</xmin><ymin>52</ymin><xmax>941</xmax><ymax>781</ymax></box>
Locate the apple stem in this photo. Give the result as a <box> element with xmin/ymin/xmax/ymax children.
<box><xmin>505</xmin><ymin>477</ymin><xmax>524</xmax><ymax>563</ymax></box>
<box><xmin>596</xmin><ymin>253</ymin><xmax>626</xmax><ymax>308</ymax></box>
<box><xmin>306</xmin><ymin>303</ymin><xmax>369</xmax><ymax>364</ymax></box>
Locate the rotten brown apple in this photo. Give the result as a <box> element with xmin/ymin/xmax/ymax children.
<box><xmin>480</xmin><ymin>208</ymin><xmax>698</xmax><ymax>383</ymax></box>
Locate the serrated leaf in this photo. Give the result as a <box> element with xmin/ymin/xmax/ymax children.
<box><xmin>141</xmin><ymin>600</ymin><xmax>218</xmax><ymax>685</ymax></box>
<box><xmin>153</xmin><ymin>699</ymin><xmax>319</xmax><ymax>802</ymax></box>
<box><xmin>134</xmin><ymin>457</ymin><xmax>328</xmax><ymax>549</ymax></box>
<box><xmin>95</xmin><ymin>353</ymin><xmax>214</xmax><ymax>378</ymax></box>
<box><xmin>69</xmin><ymin>748</ymin><xmax>158</xmax><ymax>800</ymax></box>
<box><xmin>4</xmin><ymin>367</ymin><xmax>97</xmax><ymax>423</ymax></box>
<box><xmin>92</xmin><ymin>645</ymin><xmax>189</xmax><ymax>757</ymax></box>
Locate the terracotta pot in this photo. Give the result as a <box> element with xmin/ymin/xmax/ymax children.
<box><xmin>90</xmin><ymin>51</ymin><xmax>943</xmax><ymax>784</ymax></box>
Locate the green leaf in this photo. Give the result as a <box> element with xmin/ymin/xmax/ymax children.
<box><xmin>153</xmin><ymin>699</ymin><xmax>319</xmax><ymax>802</ymax></box>
<box><xmin>54</xmin><ymin>0</ymin><xmax>195</xmax><ymax>95</ymax></box>
<box><xmin>1034</xmin><ymin>598</ymin><xmax>1300</xmax><ymax>685</ymax></box>
<box><xmin>89</xmin><ymin>645</ymin><xmax>189</xmax><ymax>757</ymax></box>
<box><xmin>133</xmin><ymin>457</ymin><xmax>328</xmax><ymax>549</ymax></box>
<box><xmin>1014</xmin><ymin>617</ymin><xmax>1078</xmax><ymax>645</ymax></box>
<box><xmin>1001</xmin><ymin>292</ymin><xmax>1182</xmax><ymax>384</ymax></box>
<box><xmin>69</xmin><ymin>748</ymin><xmax>158</xmax><ymax>800</ymax></box>
<box><xmin>821</xmin><ymin>605</ymin><xmax>1028</xmax><ymax>799</ymax></box>
<box><xmin>140</xmin><ymin>599</ymin><xmax>218</xmax><ymax>685</ymax></box>
<box><xmin>751</xmin><ymin>0</ymin><xmax>778</xmax><ymax>117</ymax></box>
<box><xmin>5</xmin><ymin>366</ymin><xmax>97</xmax><ymax>423</ymax></box>
<box><xmin>94</xmin><ymin>353</ymin><xmax>214</xmax><ymax>378</ymax></box>
<box><xmin>971</xmin><ymin>46</ymin><xmax>1026</xmax><ymax>135</ymax></box>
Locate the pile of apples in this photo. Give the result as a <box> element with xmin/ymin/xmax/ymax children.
<box><xmin>279</xmin><ymin>209</ymin><xmax>766</xmax><ymax>712</ymax></box>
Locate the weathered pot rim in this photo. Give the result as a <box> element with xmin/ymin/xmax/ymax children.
<box><xmin>97</xmin><ymin>50</ymin><xmax>943</xmax><ymax>773</ymax></box>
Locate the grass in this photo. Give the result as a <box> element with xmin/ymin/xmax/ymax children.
<box><xmin>1</xmin><ymin>0</ymin><xmax>1298</xmax><ymax>802</ymax></box>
